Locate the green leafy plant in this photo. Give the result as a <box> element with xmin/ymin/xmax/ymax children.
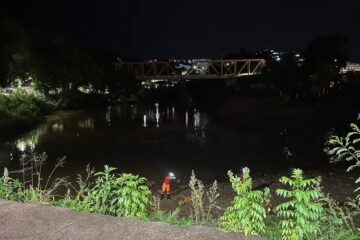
<box><xmin>0</xmin><ymin>89</ymin><xmax>54</xmax><ymax>133</ymax></box>
<box><xmin>151</xmin><ymin>196</ymin><xmax>180</xmax><ymax>223</ymax></box>
<box><xmin>276</xmin><ymin>168</ymin><xmax>323</xmax><ymax>240</ymax></box>
<box><xmin>81</xmin><ymin>165</ymin><xmax>151</xmax><ymax>219</ymax></box>
<box><xmin>150</xmin><ymin>196</ymin><xmax>194</xmax><ymax>226</ymax></box>
<box><xmin>112</xmin><ymin>172</ymin><xmax>151</xmax><ymax>218</ymax></box>
<box><xmin>316</xmin><ymin>194</ymin><xmax>359</xmax><ymax>240</ymax></box>
<box><xmin>220</xmin><ymin>168</ymin><xmax>270</xmax><ymax>235</ymax></box>
<box><xmin>326</xmin><ymin>114</ymin><xmax>360</xmax><ymax>199</ymax></box>
<box><xmin>0</xmin><ymin>168</ymin><xmax>22</xmax><ymax>201</ymax></box>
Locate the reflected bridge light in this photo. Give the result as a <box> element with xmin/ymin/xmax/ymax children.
<box><xmin>52</xmin><ymin>122</ymin><xmax>64</xmax><ymax>132</ymax></box>
<box><xmin>194</xmin><ymin>112</ymin><xmax>200</xmax><ymax>129</ymax></box>
<box><xmin>143</xmin><ymin>115</ymin><xmax>147</xmax><ymax>127</ymax></box>
<box><xmin>172</xmin><ymin>106</ymin><xmax>175</xmax><ymax>120</ymax></box>
<box><xmin>155</xmin><ymin>103</ymin><xmax>160</xmax><ymax>127</ymax></box>
<box><xmin>105</xmin><ymin>107</ymin><xmax>111</xmax><ymax>126</ymax></box>
<box><xmin>156</xmin><ymin>112</ymin><xmax>160</xmax><ymax>127</ymax></box>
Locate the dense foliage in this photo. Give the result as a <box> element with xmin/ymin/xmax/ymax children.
<box><xmin>276</xmin><ymin>168</ymin><xmax>323</xmax><ymax>240</ymax></box>
<box><xmin>220</xmin><ymin>168</ymin><xmax>270</xmax><ymax>235</ymax></box>
<box><xmin>61</xmin><ymin>165</ymin><xmax>151</xmax><ymax>219</ymax></box>
<box><xmin>0</xmin><ymin>168</ymin><xmax>22</xmax><ymax>201</ymax></box>
<box><xmin>0</xmin><ymin>18</ymin><xmax>138</xmax><ymax>101</ymax></box>
<box><xmin>326</xmin><ymin>114</ymin><xmax>360</xmax><ymax>199</ymax></box>
<box><xmin>0</xmin><ymin>89</ymin><xmax>54</xmax><ymax>136</ymax></box>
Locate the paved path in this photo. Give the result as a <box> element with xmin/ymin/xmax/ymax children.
<box><xmin>0</xmin><ymin>200</ymin><xmax>263</xmax><ymax>240</ymax></box>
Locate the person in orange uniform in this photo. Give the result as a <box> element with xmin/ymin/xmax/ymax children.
<box><xmin>161</xmin><ymin>172</ymin><xmax>176</xmax><ymax>199</ymax></box>
<box><xmin>239</xmin><ymin>167</ymin><xmax>245</xmax><ymax>183</ymax></box>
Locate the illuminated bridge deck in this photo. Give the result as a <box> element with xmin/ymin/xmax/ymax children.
<box><xmin>113</xmin><ymin>59</ymin><xmax>266</xmax><ymax>81</ymax></box>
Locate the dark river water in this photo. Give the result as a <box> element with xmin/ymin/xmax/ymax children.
<box><xmin>0</xmin><ymin>102</ymin><xmax>346</xmax><ymax>184</ymax></box>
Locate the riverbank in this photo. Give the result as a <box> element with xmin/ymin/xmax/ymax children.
<box><xmin>0</xmin><ymin>89</ymin><xmax>111</xmax><ymax>143</ymax></box>
<box><xmin>155</xmin><ymin>167</ymin><xmax>358</xmax><ymax>218</ymax></box>
<box><xmin>0</xmin><ymin>199</ymin><xmax>262</xmax><ymax>240</ymax></box>
<box><xmin>0</xmin><ymin>90</ymin><xmax>54</xmax><ymax>142</ymax></box>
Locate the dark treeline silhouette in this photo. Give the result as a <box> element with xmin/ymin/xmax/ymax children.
<box><xmin>1</xmin><ymin>17</ymin><xmax>359</xmax><ymax>110</ymax></box>
<box><xmin>0</xmin><ymin>18</ymin><xmax>138</xmax><ymax>108</ymax></box>
<box><xmin>224</xmin><ymin>35</ymin><xmax>353</xmax><ymax>97</ymax></box>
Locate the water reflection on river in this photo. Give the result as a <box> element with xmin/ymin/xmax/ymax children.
<box><xmin>0</xmin><ymin>104</ymin><xmax>228</xmax><ymax>182</ymax></box>
<box><xmin>0</xmin><ymin>103</ymin><xmax>329</xmax><ymax>183</ymax></box>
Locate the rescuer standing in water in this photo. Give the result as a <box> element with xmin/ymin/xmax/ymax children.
<box><xmin>161</xmin><ymin>172</ymin><xmax>176</xmax><ymax>199</ymax></box>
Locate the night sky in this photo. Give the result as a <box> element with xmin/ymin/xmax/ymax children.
<box><xmin>2</xmin><ymin>0</ymin><xmax>360</xmax><ymax>60</ymax></box>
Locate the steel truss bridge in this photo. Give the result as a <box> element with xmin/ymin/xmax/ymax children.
<box><xmin>113</xmin><ymin>59</ymin><xmax>266</xmax><ymax>81</ymax></box>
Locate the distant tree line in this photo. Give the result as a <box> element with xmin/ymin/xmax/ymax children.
<box><xmin>1</xmin><ymin>17</ymin><xmax>359</xmax><ymax>108</ymax></box>
<box><xmin>0</xmin><ymin>18</ymin><xmax>138</xmax><ymax>103</ymax></box>
<box><xmin>224</xmin><ymin>35</ymin><xmax>359</xmax><ymax>97</ymax></box>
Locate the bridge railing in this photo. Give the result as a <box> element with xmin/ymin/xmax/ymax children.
<box><xmin>113</xmin><ymin>59</ymin><xmax>266</xmax><ymax>81</ymax></box>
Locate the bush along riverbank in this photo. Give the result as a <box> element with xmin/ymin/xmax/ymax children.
<box><xmin>0</xmin><ymin>89</ymin><xmax>55</xmax><ymax>141</ymax></box>
<box><xmin>1</xmin><ymin>116</ymin><xmax>360</xmax><ymax>239</ymax></box>
<box><xmin>0</xmin><ymin>88</ymin><xmax>111</xmax><ymax>142</ymax></box>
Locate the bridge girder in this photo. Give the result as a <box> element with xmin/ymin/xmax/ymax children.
<box><xmin>113</xmin><ymin>59</ymin><xmax>266</xmax><ymax>81</ymax></box>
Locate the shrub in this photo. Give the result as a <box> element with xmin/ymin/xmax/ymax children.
<box><xmin>316</xmin><ymin>195</ymin><xmax>359</xmax><ymax>240</ymax></box>
<box><xmin>220</xmin><ymin>168</ymin><xmax>270</xmax><ymax>235</ymax></box>
<box><xmin>276</xmin><ymin>168</ymin><xmax>323</xmax><ymax>240</ymax></box>
<box><xmin>81</xmin><ymin>166</ymin><xmax>151</xmax><ymax>219</ymax></box>
<box><xmin>0</xmin><ymin>168</ymin><xmax>22</xmax><ymax>201</ymax></box>
<box><xmin>188</xmin><ymin>171</ymin><xmax>219</xmax><ymax>224</ymax></box>
<box><xmin>0</xmin><ymin>89</ymin><xmax>54</xmax><ymax>135</ymax></box>
<box><xmin>113</xmin><ymin>172</ymin><xmax>151</xmax><ymax>218</ymax></box>
<box><xmin>326</xmin><ymin>114</ymin><xmax>360</xmax><ymax>199</ymax></box>
<box><xmin>150</xmin><ymin>195</ymin><xmax>195</xmax><ymax>226</ymax></box>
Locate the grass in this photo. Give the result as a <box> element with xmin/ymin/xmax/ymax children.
<box><xmin>1</xmin><ymin>152</ymin><xmax>360</xmax><ymax>239</ymax></box>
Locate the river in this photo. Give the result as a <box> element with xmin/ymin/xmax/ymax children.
<box><xmin>0</xmin><ymin>100</ymin><xmax>354</xmax><ymax>184</ymax></box>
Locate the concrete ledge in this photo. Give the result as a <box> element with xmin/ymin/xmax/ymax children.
<box><xmin>0</xmin><ymin>200</ymin><xmax>263</xmax><ymax>240</ymax></box>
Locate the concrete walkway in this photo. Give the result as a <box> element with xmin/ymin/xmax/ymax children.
<box><xmin>0</xmin><ymin>200</ymin><xmax>263</xmax><ymax>240</ymax></box>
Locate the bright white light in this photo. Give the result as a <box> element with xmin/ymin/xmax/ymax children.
<box><xmin>16</xmin><ymin>141</ymin><xmax>26</xmax><ymax>152</ymax></box>
<box><xmin>143</xmin><ymin>115</ymin><xmax>147</xmax><ymax>127</ymax></box>
<box><xmin>105</xmin><ymin>107</ymin><xmax>111</xmax><ymax>125</ymax></box>
<box><xmin>172</xmin><ymin>106</ymin><xmax>175</xmax><ymax>120</ymax></box>
<box><xmin>169</xmin><ymin>172</ymin><xmax>176</xmax><ymax>179</ymax></box>
<box><xmin>155</xmin><ymin>103</ymin><xmax>160</xmax><ymax>127</ymax></box>
<box><xmin>194</xmin><ymin>112</ymin><xmax>200</xmax><ymax>129</ymax></box>
<box><xmin>276</xmin><ymin>57</ymin><xmax>281</xmax><ymax>62</ymax></box>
